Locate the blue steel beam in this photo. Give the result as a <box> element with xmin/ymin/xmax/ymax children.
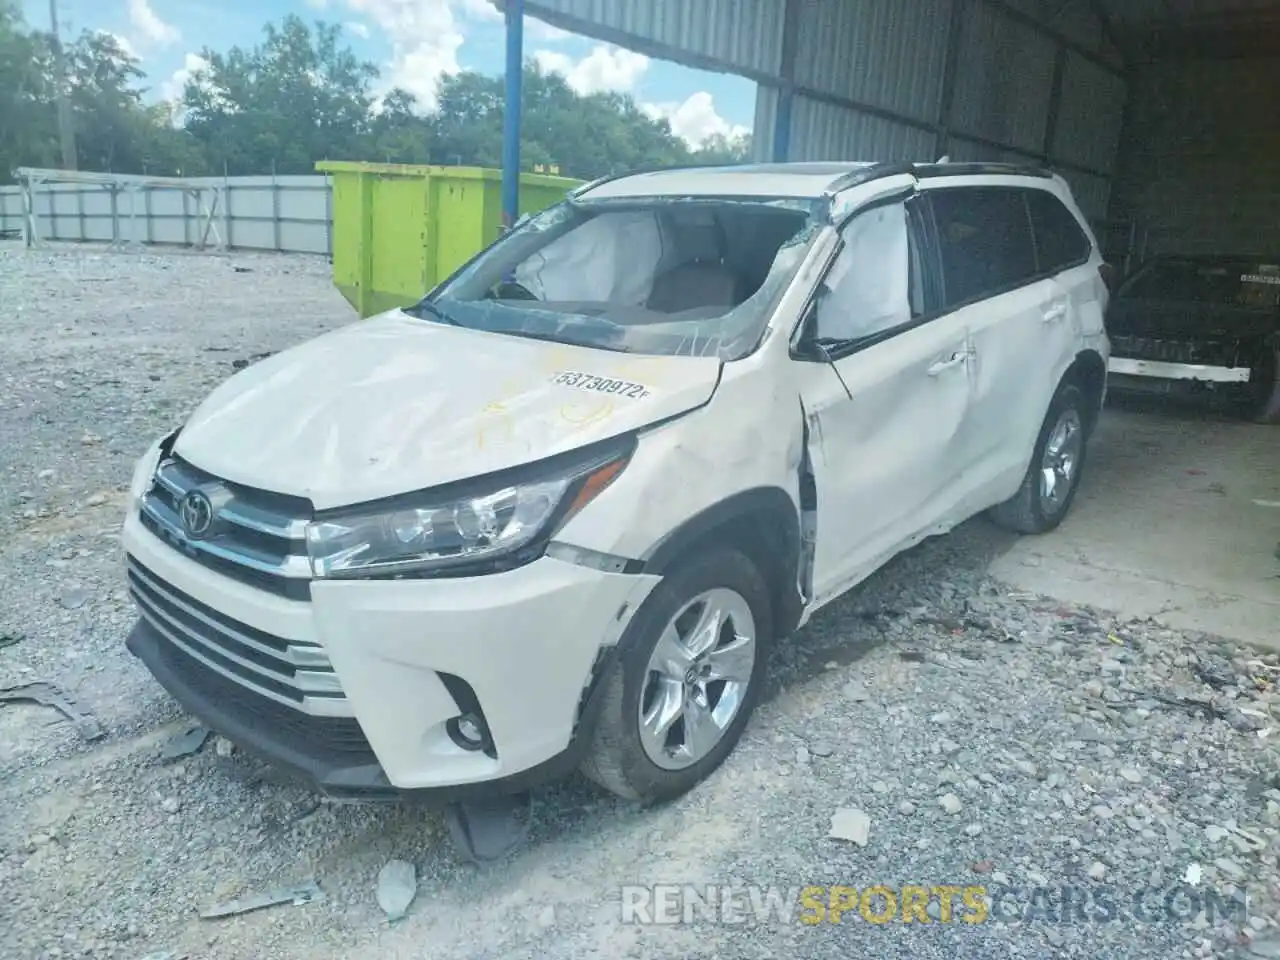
<box><xmin>502</xmin><ymin>0</ymin><xmax>524</xmax><ymax>227</ymax></box>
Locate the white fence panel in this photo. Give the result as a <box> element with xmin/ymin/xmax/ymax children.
<box><xmin>0</xmin><ymin>173</ymin><xmax>335</xmax><ymax>257</ymax></box>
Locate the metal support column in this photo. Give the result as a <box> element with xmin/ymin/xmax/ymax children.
<box><xmin>502</xmin><ymin>0</ymin><xmax>524</xmax><ymax>228</ymax></box>
<box><xmin>935</xmin><ymin>0</ymin><xmax>969</xmax><ymax>159</ymax></box>
<box><xmin>1042</xmin><ymin>43</ymin><xmax>1069</xmax><ymax>161</ymax></box>
<box><xmin>772</xmin><ymin>0</ymin><xmax>801</xmax><ymax>162</ymax></box>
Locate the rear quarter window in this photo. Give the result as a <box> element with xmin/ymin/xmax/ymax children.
<box><xmin>1025</xmin><ymin>189</ymin><xmax>1092</xmax><ymax>274</ymax></box>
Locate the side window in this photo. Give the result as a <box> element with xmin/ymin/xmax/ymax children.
<box><xmin>1025</xmin><ymin>189</ymin><xmax>1091</xmax><ymax>274</ymax></box>
<box><xmin>815</xmin><ymin>199</ymin><xmax>923</xmax><ymax>342</ymax></box>
<box><xmin>930</xmin><ymin>187</ymin><xmax>1037</xmax><ymax>308</ymax></box>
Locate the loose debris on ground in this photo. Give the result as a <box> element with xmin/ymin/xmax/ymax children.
<box><xmin>375</xmin><ymin>861</ymin><xmax>417</xmax><ymax>922</ymax></box>
<box><xmin>2</xmin><ymin>242</ymin><xmax>1280</xmax><ymax>960</ymax></box>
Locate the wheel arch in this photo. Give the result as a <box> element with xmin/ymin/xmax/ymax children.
<box><xmin>639</xmin><ymin>487</ymin><xmax>805</xmax><ymax>641</ymax></box>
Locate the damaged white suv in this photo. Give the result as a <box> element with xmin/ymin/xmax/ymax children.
<box><xmin>123</xmin><ymin>161</ymin><xmax>1109</xmax><ymax>812</ymax></box>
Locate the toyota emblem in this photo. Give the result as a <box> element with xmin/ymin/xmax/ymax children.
<box><xmin>180</xmin><ymin>489</ymin><xmax>215</xmax><ymax>539</ymax></box>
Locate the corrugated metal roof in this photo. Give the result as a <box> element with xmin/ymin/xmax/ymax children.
<box><xmin>1051</xmin><ymin>53</ymin><xmax>1126</xmax><ymax>174</ymax></box>
<box><xmin>793</xmin><ymin>0</ymin><xmax>950</xmax><ymax>124</ymax></box>
<box><xmin>788</xmin><ymin>97</ymin><xmax>937</xmax><ymax>164</ymax></box>
<box><xmin>522</xmin><ymin>0</ymin><xmax>786</xmax><ymax>76</ymax></box>
<box><xmin>948</xmin><ymin>1</ymin><xmax>1057</xmax><ymax>154</ymax></box>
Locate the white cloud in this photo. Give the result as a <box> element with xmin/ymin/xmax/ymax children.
<box><xmin>161</xmin><ymin>52</ymin><xmax>211</xmax><ymax>103</ymax></box>
<box><xmin>527</xmin><ymin>19</ymin><xmax>573</xmax><ymax>42</ymax></box>
<box><xmin>459</xmin><ymin>0</ymin><xmax>501</xmax><ymax>21</ymax></box>
<box><xmin>532</xmin><ymin>44</ymin><xmax>649</xmax><ymax>95</ymax></box>
<box><xmin>642</xmin><ymin>92</ymin><xmax>749</xmax><ymax>149</ymax></box>
<box><xmin>128</xmin><ymin>0</ymin><xmax>180</xmax><ymax>47</ymax></box>
<box><xmin>343</xmin><ymin>20</ymin><xmax>371</xmax><ymax>39</ymax></box>
<box><xmin>456</xmin><ymin>1</ymin><xmax>572</xmax><ymax>40</ymax></box>
<box><xmin>345</xmin><ymin>0</ymin><xmax>463</xmax><ymax>111</ymax></box>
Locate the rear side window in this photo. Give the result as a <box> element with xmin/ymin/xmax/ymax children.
<box><xmin>1025</xmin><ymin>189</ymin><xmax>1091</xmax><ymax>273</ymax></box>
<box><xmin>930</xmin><ymin>187</ymin><xmax>1037</xmax><ymax>308</ymax></box>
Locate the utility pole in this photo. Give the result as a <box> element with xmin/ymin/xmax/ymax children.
<box><xmin>48</xmin><ymin>0</ymin><xmax>78</xmax><ymax>170</ymax></box>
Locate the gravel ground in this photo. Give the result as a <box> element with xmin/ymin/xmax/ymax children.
<box><xmin>3</xmin><ymin>241</ymin><xmax>1280</xmax><ymax>960</ymax></box>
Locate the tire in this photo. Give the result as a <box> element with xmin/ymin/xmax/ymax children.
<box><xmin>579</xmin><ymin>547</ymin><xmax>772</xmax><ymax>804</ymax></box>
<box><xmin>989</xmin><ymin>381</ymin><xmax>1089</xmax><ymax>535</ymax></box>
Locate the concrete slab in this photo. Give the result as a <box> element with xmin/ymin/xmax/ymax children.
<box><xmin>988</xmin><ymin>405</ymin><xmax>1280</xmax><ymax>649</ymax></box>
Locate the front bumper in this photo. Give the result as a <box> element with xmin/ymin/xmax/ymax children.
<box><xmin>121</xmin><ymin>510</ymin><xmax>659</xmax><ymax>798</ymax></box>
<box><xmin>1107</xmin><ymin>356</ymin><xmax>1252</xmax><ymax>384</ymax></box>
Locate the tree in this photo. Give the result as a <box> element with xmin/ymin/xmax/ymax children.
<box><xmin>182</xmin><ymin>16</ymin><xmax>379</xmax><ymax>174</ymax></box>
<box><xmin>694</xmin><ymin>132</ymin><xmax>753</xmax><ymax>166</ymax></box>
<box><xmin>0</xmin><ymin>1</ymin><xmax>58</xmax><ymax>179</ymax></box>
<box><xmin>369</xmin><ymin>88</ymin><xmax>431</xmax><ymax>164</ymax></box>
<box><xmin>0</xmin><ymin>8</ymin><xmax>753</xmax><ymax>185</ymax></box>
<box><xmin>425</xmin><ymin>64</ymin><xmax>731</xmax><ymax>179</ymax></box>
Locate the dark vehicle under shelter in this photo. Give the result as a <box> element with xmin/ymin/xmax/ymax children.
<box><xmin>1106</xmin><ymin>257</ymin><xmax>1280</xmax><ymax>423</ymax></box>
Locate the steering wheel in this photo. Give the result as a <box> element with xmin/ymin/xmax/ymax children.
<box><xmin>491</xmin><ymin>280</ymin><xmax>539</xmax><ymax>301</ymax></box>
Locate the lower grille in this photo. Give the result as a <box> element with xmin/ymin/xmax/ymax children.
<box><xmin>126</xmin><ymin>555</ymin><xmax>350</xmax><ymax>717</ymax></box>
<box><xmin>144</xmin><ymin>627</ymin><xmax>377</xmax><ymax>765</ymax></box>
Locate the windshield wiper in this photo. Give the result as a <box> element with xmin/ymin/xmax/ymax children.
<box><xmin>408</xmin><ymin>298</ymin><xmax>460</xmax><ymax>326</ymax></box>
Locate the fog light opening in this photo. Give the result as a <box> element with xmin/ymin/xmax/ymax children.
<box><xmin>448</xmin><ymin>713</ymin><xmax>489</xmax><ymax>752</ymax></box>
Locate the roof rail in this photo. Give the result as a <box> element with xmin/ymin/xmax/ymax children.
<box><xmin>823</xmin><ymin>161</ymin><xmax>917</xmax><ymax>197</ymax></box>
<box><xmin>911</xmin><ymin>161</ymin><xmax>1055</xmax><ymax>179</ymax></box>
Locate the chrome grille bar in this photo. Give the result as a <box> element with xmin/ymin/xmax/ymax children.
<box><xmin>140</xmin><ymin>455</ymin><xmax>313</xmax><ymax>599</ymax></box>
<box><xmin>126</xmin><ymin>557</ymin><xmax>351</xmax><ymax>718</ymax></box>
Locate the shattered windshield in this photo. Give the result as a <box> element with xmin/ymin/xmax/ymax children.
<box><xmin>412</xmin><ymin>195</ymin><xmax>823</xmax><ymax>359</ymax></box>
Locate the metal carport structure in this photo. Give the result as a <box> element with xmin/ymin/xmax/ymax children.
<box><xmin>495</xmin><ymin>0</ymin><xmax>1280</xmax><ymax>265</ymax></box>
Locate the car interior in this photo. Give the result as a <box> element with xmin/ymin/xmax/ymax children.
<box><xmin>497</xmin><ymin>202</ymin><xmax>811</xmax><ymax>326</ymax></box>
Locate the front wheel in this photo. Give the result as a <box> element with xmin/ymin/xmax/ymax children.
<box><xmin>579</xmin><ymin>548</ymin><xmax>772</xmax><ymax>804</ymax></box>
<box><xmin>989</xmin><ymin>381</ymin><xmax>1088</xmax><ymax>535</ymax></box>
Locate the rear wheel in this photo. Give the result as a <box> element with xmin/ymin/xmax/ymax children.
<box><xmin>989</xmin><ymin>381</ymin><xmax>1088</xmax><ymax>535</ymax></box>
<box><xmin>579</xmin><ymin>548</ymin><xmax>771</xmax><ymax>804</ymax></box>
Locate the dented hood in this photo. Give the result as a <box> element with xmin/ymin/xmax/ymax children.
<box><xmin>174</xmin><ymin>310</ymin><xmax>721</xmax><ymax>509</ymax></box>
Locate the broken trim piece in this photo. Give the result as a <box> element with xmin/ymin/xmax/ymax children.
<box><xmin>0</xmin><ymin>682</ymin><xmax>104</xmax><ymax>741</ymax></box>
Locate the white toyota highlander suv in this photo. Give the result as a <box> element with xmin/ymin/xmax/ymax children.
<box><xmin>123</xmin><ymin>161</ymin><xmax>1110</xmax><ymax>811</ymax></box>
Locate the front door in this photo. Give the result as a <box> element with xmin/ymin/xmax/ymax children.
<box><xmin>797</xmin><ymin>193</ymin><xmax>975</xmax><ymax>606</ymax></box>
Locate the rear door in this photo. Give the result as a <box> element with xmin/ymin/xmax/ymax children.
<box><xmin>797</xmin><ymin>193</ymin><xmax>975</xmax><ymax>604</ymax></box>
<box><xmin>1025</xmin><ymin>186</ymin><xmax>1106</xmax><ymax>341</ymax></box>
<box><xmin>926</xmin><ymin>185</ymin><xmax>1074</xmax><ymax>500</ymax></box>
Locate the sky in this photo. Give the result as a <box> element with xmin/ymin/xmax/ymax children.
<box><xmin>25</xmin><ymin>0</ymin><xmax>757</xmax><ymax>149</ymax></box>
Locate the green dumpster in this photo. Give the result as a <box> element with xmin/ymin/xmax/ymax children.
<box><xmin>317</xmin><ymin>161</ymin><xmax>582</xmax><ymax>318</ymax></box>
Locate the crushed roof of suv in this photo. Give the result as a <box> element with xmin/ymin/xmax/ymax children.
<box><xmin>576</xmin><ymin>160</ymin><xmax>1055</xmax><ymax>202</ymax></box>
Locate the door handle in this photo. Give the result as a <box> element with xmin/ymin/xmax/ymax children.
<box><xmin>927</xmin><ymin>350</ymin><xmax>968</xmax><ymax>376</ymax></box>
<box><xmin>1042</xmin><ymin>303</ymin><xmax>1068</xmax><ymax>323</ymax></box>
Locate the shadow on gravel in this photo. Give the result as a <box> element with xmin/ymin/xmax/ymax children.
<box><xmin>388</xmin><ymin>516</ymin><xmax>1028</xmax><ymax>871</ymax></box>
<box><xmin>758</xmin><ymin>516</ymin><xmax>1020</xmax><ymax>697</ymax></box>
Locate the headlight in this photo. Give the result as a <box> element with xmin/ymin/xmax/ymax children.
<box><xmin>305</xmin><ymin>440</ymin><xmax>632</xmax><ymax>579</ymax></box>
<box><xmin>128</xmin><ymin>431</ymin><xmax>176</xmax><ymax>505</ymax></box>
